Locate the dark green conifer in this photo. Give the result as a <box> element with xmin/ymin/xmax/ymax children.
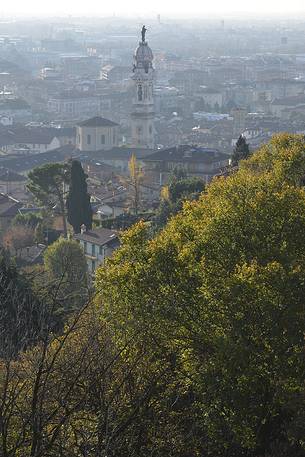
<box><xmin>231</xmin><ymin>135</ymin><xmax>250</xmax><ymax>166</ymax></box>
<box><xmin>66</xmin><ymin>160</ymin><xmax>92</xmax><ymax>233</ymax></box>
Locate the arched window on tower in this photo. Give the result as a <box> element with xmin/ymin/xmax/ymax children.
<box><xmin>138</xmin><ymin>84</ymin><xmax>143</xmax><ymax>101</ymax></box>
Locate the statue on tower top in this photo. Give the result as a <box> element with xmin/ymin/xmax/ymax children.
<box><xmin>141</xmin><ymin>25</ymin><xmax>147</xmax><ymax>43</ymax></box>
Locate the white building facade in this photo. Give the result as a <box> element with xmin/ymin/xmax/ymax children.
<box><xmin>74</xmin><ymin>226</ymin><xmax>120</xmax><ymax>275</ymax></box>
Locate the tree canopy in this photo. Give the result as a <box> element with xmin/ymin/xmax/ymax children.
<box><xmin>96</xmin><ymin>134</ymin><xmax>305</xmax><ymax>456</ymax></box>
<box><xmin>27</xmin><ymin>163</ymin><xmax>69</xmax><ymax>237</ymax></box>
<box><xmin>44</xmin><ymin>237</ymin><xmax>88</xmax><ymax>311</ymax></box>
<box><xmin>12</xmin><ymin>212</ymin><xmax>43</xmax><ymax>229</ymax></box>
<box><xmin>154</xmin><ymin>173</ymin><xmax>205</xmax><ymax>229</ymax></box>
<box><xmin>2</xmin><ymin>134</ymin><xmax>305</xmax><ymax>457</ymax></box>
<box><xmin>0</xmin><ymin>249</ymin><xmax>40</xmax><ymax>354</ymax></box>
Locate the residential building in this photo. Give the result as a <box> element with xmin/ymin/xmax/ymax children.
<box><xmin>74</xmin><ymin>225</ymin><xmax>120</xmax><ymax>274</ymax></box>
<box><xmin>0</xmin><ymin>168</ymin><xmax>27</xmax><ymax>195</ymax></box>
<box><xmin>143</xmin><ymin>144</ymin><xmax>230</xmax><ymax>184</ymax></box>
<box><xmin>79</xmin><ymin>146</ymin><xmax>156</xmax><ymax>173</ymax></box>
<box><xmin>61</xmin><ymin>56</ymin><xmax>101</xmax><ymax>79</ymax></box>
<box><xmin>0</xmin><ymin>98</ymin><xmax>32</xmax><ymax>122</ymax></box>
<box><xmin>47</xmin><ymin>90</ymin><xmax>100</xmax><ymax>118</ymax></box>
<box><xmin>0</xmin><ymin>126</ymin><xmax>61</xmax><ymax>155</ymax></box>
<box><xmin>100</xmin><ymin>65</ymin><xmax>130</xmax><ymax>83</ymax></box>
<box><xmin>0</xmin><ymin>144</ymin><xmax>76</xmax><ymax>175</ymax></box>
<box><xmin>270</xmin><ymin>95</ymin><xmax>305</xmax><ymax>118</ymax></box>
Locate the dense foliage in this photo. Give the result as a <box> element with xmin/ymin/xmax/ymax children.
<box><xmin>44</xmin><ymin>237</ymin><xmax>88</xmax><ymax>311</ymax></box>
<box><xmin>12</xmin><ymin>212</ymin><xmax>43</xmax><ymax>229</ymax></box>
<box><xmin>154</xmin><ymin>173</ymin><xmax>205</xmax><ymax>228</ymax></box>
<box><xmin>1</xmin><ymin>134</ymin><xmax>305</xmax><ymax>457</ymax></box>
<box><xmin>96</xmin><ymin>134</ymin><xmax>305</xmax><ymax>456</ymax></box>
<box><xmin>27</xmin><ymin>163</ymin><xmax>69</xmax><ymax>237</ymax></box>
<box><xmin>0</xmin><ymin>249</ymin><xmax>40</xmax><ymax>354</ymax></box>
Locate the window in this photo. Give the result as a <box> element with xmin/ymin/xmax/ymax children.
<box><xmin>92</xmin><ymin>244</ymin><xmax>96</xmax><ymax>256</ymax></box>
<box><xmin>87</xmin><ymin>134</ymin><xmax>91</xmax><ymax>145</ymax></box>
<box><xmin>83</xmin><ymin>241</ymin><xmax>87</xmax><ymax>253</ymax></box>
<box><xmin>101</xmin><ymin>134</ymin><xmax>105</xmax><ymax>144</ymax></box>
<box><xmin>77</xmin><ymin>134</ymin><xmax>80</xmax><ymax>144</ymax></box>
<box><xmin>91</xmin><ymin>260</ymin><xmax>96</xmax><ymax>272</ymax></box>
<box><xmin>138</xmin><ymin>84</ymin><xmax>143</xmax><ymax>101</ymax></box>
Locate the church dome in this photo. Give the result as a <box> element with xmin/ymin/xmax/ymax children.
<box><xmin>134</xmin><ymin>42</ymin><xmax>153</xmax><ymax>70</ymax></box>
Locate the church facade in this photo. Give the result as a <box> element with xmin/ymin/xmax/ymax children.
<box><xmin>130</xmin><ymin>26</ymin><xmax>155</xmax><ymax>149</ymax></box>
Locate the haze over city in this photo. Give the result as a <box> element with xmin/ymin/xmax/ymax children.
<box><xmin>0</xmin><ymin>1</ymin><xmax>305</xmax><ymax>456</ymax></box>
<box><xmin>3</xmin><ymin>0</ymin><xmax>305</xmax><ymax>17</ymax></box>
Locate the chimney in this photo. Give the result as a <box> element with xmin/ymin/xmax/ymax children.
<box><xmin>80</xmin><ymin>224</ymin><xmax>87</xmax><ymax>234</ymax></box>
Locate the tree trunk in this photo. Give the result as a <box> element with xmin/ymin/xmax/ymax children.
<box><xmin>59</xmin><ymin>196</ymin><xmax>67</xmax><ymax>238</ymax></box>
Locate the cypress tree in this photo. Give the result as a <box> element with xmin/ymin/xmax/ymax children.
<box><xmin>231</xmin><ymin>135</ymin><xmax>250</xmax><ymax>166</ymax></box>
<box><xmin>67</xmin><ymin>160</ymin><xmax>92</xmax><ymax>233</ymax></box>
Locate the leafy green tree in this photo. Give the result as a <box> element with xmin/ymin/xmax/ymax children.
<box><xmin>3</xmin><ymin>133</ymin><xmax>305</xmax><ymax>457</ymax></box>
<box><xmin>231</xmin><ymin>134</ymin><xmax>251</xmax><ymax>166</ymax></box>
<box><xmin>66</xmin><ymin>160</ymin><xmax>92</xmax><ymax>234</ymax></box>
<box><xmin>0</xmin><ymin>301</ymin><xmax>195</xmax><ymax>457</ymax></box>
<box><xmin>168</xmin><ymin>175</ymin><xmax>205</xmax><ymax>202</ymax></box>
<box><xmin>34</xmin><ymin>221</ymin><xmax>45</xmax><ymax>244</ymax></box>
<box><xmin>96</xmin><ymin>134</ymin><xmax>305</xmax><ymax>456</ymax></box>
<box><xmin>44</xmin><ymin>238</ymin><xmax>88</xmax><ymax>311</ymax></box>
<box><xmin>154</xmin><ymin>174</ymin><xmax>205</xmax><ymax>229</ymax></box>
<box><xmin>3</xmin><ymin>225</ymin><xmax>35</xmax><ymax>257</ymax></box>
<box><xmin>12</xmin><ymin>212</ymin><xmax>43</xmax><ymax>230</ymax></box>
<box><xmin>171</xmin><ymin>167</ymin><xmax>187</xmax><ymax>181</ymax></box>
<box><xmin>27</xmin><ymin>163</ymin><xmax>69</xmax><ymax>238</ymax></box>
<box><xmin>0</xmin><ymin>249</ymin><xmax>40</xmax><ymax>354</ymax></box>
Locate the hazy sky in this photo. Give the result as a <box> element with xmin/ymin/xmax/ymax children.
<box><xmin>3</xmin><ymin>0</ymin><xmax>305</xmax><ymax>17</ymax></box>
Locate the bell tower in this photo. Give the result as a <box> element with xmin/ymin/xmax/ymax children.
<box><xmin>131</xmin><ymin>25</ymin><xmax>155</xmax><ymax>149</ymax></box>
